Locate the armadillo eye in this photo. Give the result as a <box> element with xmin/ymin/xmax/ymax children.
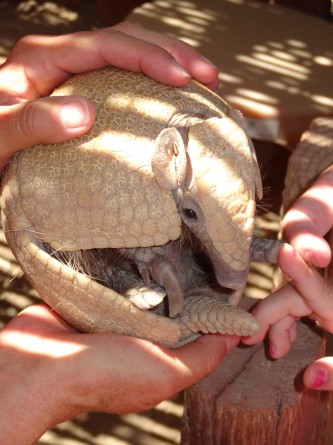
<box><xmin>183</xmin><ymin>208</ymin><xmax>198</xmax><ymax>220</ymax></box>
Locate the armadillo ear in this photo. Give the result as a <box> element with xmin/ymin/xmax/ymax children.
<box><xmin>152</xmin><ymin>127</ymin><xmax>187</xmax><ymax>190</ymax></box>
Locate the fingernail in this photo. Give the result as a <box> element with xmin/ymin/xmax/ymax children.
<box><xmin>60</xmin><ymin>98</ymin><xmax>91</xmax><ymax>129</ymax></box>
<box><xmin>311</xmin><ymin>369</ymin><xmax>327</xmax><ymax>389</ymax></box>
<box><xmin>172</xmin><ymin>60</ymin><xmax>191</xmax><ymax>78</ymax></box>
<box><xmin>200</xmin><ymin>55</ymin><xmax>219</xmax><ymax>71</ymax></box>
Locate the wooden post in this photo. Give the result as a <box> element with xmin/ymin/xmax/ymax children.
<box><xmin>181</xmin><ymin>319</ymin><xmax>333</xmax><ymax>444</ymax></box>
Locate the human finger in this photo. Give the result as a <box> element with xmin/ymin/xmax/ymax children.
<box><xmin>282</xmin><ymin>164</ymin><xmax>333</xmax><ymax>268</ymax></box>
<box><xmin>245</xmin><ymin>244</ymin><xmax>333</xmax><ymax>352</ymax></box>
<box><xmin>114</xmin><ymin>22</ymin><xmax>219</xmax><ymax>88</ymax></box>
<box><xmin>242</xmin><ymin>292</ymin><xmax>299</xmax><ymax>348</ymax></box>
<box><xmin>2</xmin><ymin>304</ymin><xmax>76</xmax><ymax>336</ymax></box>
<box><xmin>242</xmin><ymin>273</ymin><xmax>310</xmax><ymax>348</ymax></box>
<box><xmin>0</xmin><ymin>96</ymin><xmax>95</xmax><ymax>171</ymax></box>
<box><xmin>0</xmin><ymin>304</ymin><xmax>85</xmax><ymax>362</ymax></box>
<box><xmin>267</xmin><ymin>315</ymin><xmax>298</xmax><ymax>359</ymax></box>
<box><xmin>168</xmin><ymin>334</ymin><xmax>240</xmax><ymax>387</ymax></box>
<box><xmin>303</xmin><ymin>357</ymin><xmax>333</xmax><ymax>390</ymax></box>
<box><xmin>278</xmin><ymin>243</ymin><xmax>333</xmax><ymax>331</ymax></box>
<box><xmin>0</xmin><ymin>25</ymin><xmax>217</xmax><ymax>103</ymax></box>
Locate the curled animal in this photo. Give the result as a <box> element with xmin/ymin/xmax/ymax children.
<box><xmin>1</xmin><ymin>67</ymin><xmax>282</xmax><ymax>347</ymax></box>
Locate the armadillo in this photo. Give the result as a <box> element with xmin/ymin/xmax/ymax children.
<box><xmin>0</xmin><ymin>67</ymin><xmax>283</xmax><ymax>347</ymax></box>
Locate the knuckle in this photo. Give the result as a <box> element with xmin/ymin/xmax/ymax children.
<box><xmin>9</xmin><ymin>34</ymin><xmax>43</xmax><ymax>58</ymax></box>
<box><xmin>15</xmin><ymin>101</ymin><xmax>35</xmax><ymax>138</ymax></box>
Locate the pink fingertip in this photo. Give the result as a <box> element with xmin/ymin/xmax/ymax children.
<box><xmin>311</xmin><ymin>370</ymin><xmax>327</xmax><ymax>389</ymax></box>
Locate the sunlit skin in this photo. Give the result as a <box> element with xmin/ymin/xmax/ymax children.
<box><xmin>244</xmin><ymin>165</ymin><xmax>333</xmax><ymax>390</ymax></box>
<box><xmin>0</xmin><ymin>305</ymin><xmax>239</xmax><ymax>444</ymax></box>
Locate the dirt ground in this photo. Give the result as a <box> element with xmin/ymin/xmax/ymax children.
<box><xmin>0</xmin><ymin>1</ymin><xmax>288</xmax><ymax>444</ymax></box>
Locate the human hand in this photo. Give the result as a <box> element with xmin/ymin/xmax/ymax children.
<box><xmin>282</xmin><ymin>164</ymin><xmax>333</xmax><ymax>269</ymax></box>
<box><xmin>243</xmin><ymin>243</ymin><xmax>333</xmax><ymax>348</ymax></box>
<box><xmin>243</xmin><ymin>243</ymin><xmax>333</xmax><ymax>390</ymax></box>
<box><xmin>244</xmin><ymin>166</ymin><xmax>333</xmax><ymax>389</ymax></box>
<box><xmin>0</xmin><ymin>304</ymin><xmax>238</xmax><ymax>444</ymax></box>
<box><xmin>0</xmin><ymin>22</ymin><xmax>219</xmax><ymax>172</ymax></box>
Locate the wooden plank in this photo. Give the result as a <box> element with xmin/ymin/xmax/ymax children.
<box><xmin>181</xmin><ymin>317</ymin><xmax>333</xmax><ymax>445</ymax></box>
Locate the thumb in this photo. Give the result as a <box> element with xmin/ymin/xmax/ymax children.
<box><xmin>0</xmin><ymin>96</ymin><xmax>95</xmax><ymax>170</ymax></box>
<box><xmin>303</xmin><ymin>357</ymin><xmax>333</xmax><ymax>390</ymax></box>
<box><xmin>172</xmin><ymin>334</ymin><xmax>239</xmax><ymax>388</ymax></box>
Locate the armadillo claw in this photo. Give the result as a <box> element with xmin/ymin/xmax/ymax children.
<box><xmin>177</xmin><ymin>295</ymin><xmax>261</xmax><ymax>337</ymax></box>
<box><xmin>250</xmin><ymin>238</ymin><xmax>285</xmax><ymax>264</ymax></box>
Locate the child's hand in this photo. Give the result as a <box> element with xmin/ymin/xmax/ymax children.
<box><xmin>243</xmin><ymin>243</ymin><xmax>333</xmax><ymax>358</ymax></box>
<box><xmin>244</xmin><ymin>164</ymin><xmax>333</xmax><ymax>389</ymax></box>
<box><xmin>282</xmin><ymin>164</ymin><xmax>333</xmax><ymax>269</ymax></box>
<box><xmin>244</xmin><ymin>242</ymin><xmax>333</xmax><ymax>390</ymax></box>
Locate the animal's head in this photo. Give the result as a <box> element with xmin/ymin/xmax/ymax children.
<box><xmin>152</xmin><ymin>115</ymin><xmax>262</xmax><ymax>292</ymax></box>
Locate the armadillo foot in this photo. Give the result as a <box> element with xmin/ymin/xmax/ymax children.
<box><xmin>250</xmin><ymin>238</ymin><xmax>285</xmax><ymax>264</ymax></box>
<box><xmin>177</xmin><ymin>292</ymin><xmax>261</xmax><ymax>337</ymax></box>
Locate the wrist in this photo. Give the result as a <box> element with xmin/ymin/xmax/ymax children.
<box><xmin>0</xmin><ymin>355</ymin><xmax>52</xmax><ymax>443</ymax></box>
<box><xmin>0</xmin><ymin>340</ymin><xmax>79</xmax><ymax>444</ymax></box>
